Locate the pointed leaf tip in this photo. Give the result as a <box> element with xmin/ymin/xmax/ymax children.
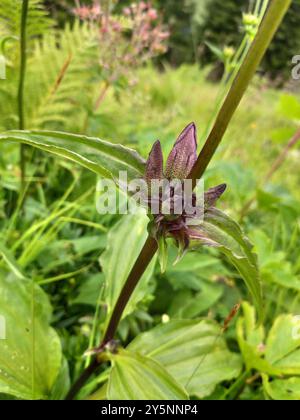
<box><xmin>165</xmin><ymin>123</ymin><xmax>197</xmax><ymax>180</ymax></box>
<box><xmin>205</xmin><ymin>183</ymin><xmax>227</xmax><ymax>208</ymax></box>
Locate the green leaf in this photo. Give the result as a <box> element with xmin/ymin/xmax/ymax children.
<box><xmin>167</xmin><ymin>249</ymin><xmax>227</xmax><ymax>279</ymax></box>
<box><xmin>89</xmin><ymin>383</ymin><xmax>108</xmax><ymax>400</ymax></box>
<box><xmin>128</xmin><ymin>319</ymin><xmax>242</xmax><ymax>398</ymax></box>
<box><xmin>205</xmin><ymin>41</ymin><xmax>225</xmax><ymax>61</ymax></box>
<box><xmin>71</xmin><ymin>274</ymin><xmax>105</xmax><ymax>307</ymax></box>
<box><xmin>168</xmin><ymin>282</ymin><xmax>223</xmax><ymax>318</ymax></box>
<box><xmin>263</xmin><ymin>375</ymin><xmax>300</xmax><ymax>400</ymax></box>
<box><xmin>251</xmin><ymin>230</ymin><xmax>300</xmax><ymax>291</ymax></box>
<box><xmin>270</xmin><ymin>127</ymin><xmax>296</xmax><ymax>144</ymax></box>
<box><xmin>49</xmin><ymin>358</ymin><xmax>70</xmax><ymax>401</ymax></box>
<box><xmin>107</xmin><ymin>350</ymin><xmax>188</xmax><ymax>400</ymax></box>
<box><xmin>237</xmin><ymin>302</ymin><xmax>265</xmax><ymax>348</ymax></box>
<box><xmin>265</xmin><ymin>315</ymin><xmax>300</xmax><ymax>372</ymax></box>
<box><xmin>158</xmin><ymin>236</ymin><xmax>168</xmax><ymax>273</ymax></box>
<box><xmin>0</xmin><ymin>271</ymin><xmax>62</xmax><ymax>399</ymax></box>
<box><xmin>0</xmin><ymin>130</ymin><xmax>146</xmax><ymax>184</ymax></box>
<box><xmin>237</xmin><ymin>305</ymin><xmax>300</xmax><ymax>378</ymax></box>
<box><xmin>237</xmin><ymin>320</ymin><xmax>278</xmax><ymax>376</ymax></box>
<box><xmin>261</xmin><ymin>315</ymin><xmax>300</xmax><ymax>400</ymax></box>
<box><xmin>195</xmin><ymin>208</ymin><xmax>263</xmax><ymax>321</ymax></box>
<box><xmin>236</xmin><ymin>303</ymin><xmax>280</xmax><ymax>375</ymax></box>
<box><xmin>100</xmin><ymin>211</ymin><xmax>156</xmax><ymax>321</ymax></box>
<box><xmin>279</xmin><ymin>94</ymin><xmax>300</xmax><ymax>121</ymax></box>
<box><xmin>0</xmin><ymin>243</ymin><xmax>26</xmax><ymax>280</ymax></box>
<box><xmin>70</xmin><ymin>236</ymin><xmax>107</xmax><ymax>255</ymax></box>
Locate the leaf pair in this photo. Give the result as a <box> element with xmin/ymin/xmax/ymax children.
<box><xmin>94</xmin><ymin>319</ymin><xmax>242</xmax><ymax>400</ymax></box>
<box><xmin>0</xmin><ymin>128</ymin><xmax>263</xmax><ymax>319</ymax></box>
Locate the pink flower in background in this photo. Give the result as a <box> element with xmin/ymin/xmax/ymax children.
<box><xmin>91</xmin><ymin>5</ymin><xmax>101</xmax><ymax>19</ymax></box>
<box><xmin>148</xmin><ymin>8</ymin><xmax>158</xmax><ymax>21</ymax></box>
<box><xmin>123</xmin><ymin>7</ymin><xmax>131</xmax><ymax>16</ymax></box>
<box><xmin>73</xmin><ymin>6</ymin><xmax>91</xmax><ymax>20</ymax></box>
<box><xmin>72</xmin><ymin>1</ymin><xmax>169</xmax><ymax>110</ymax></box>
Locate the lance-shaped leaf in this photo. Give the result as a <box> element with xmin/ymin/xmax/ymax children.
<box><xmin>165</xmin><ymin>123</ymin><xmax>197</xmax><ymax>180</ymax></box>
<box><xmin>190</xmin><ymin>208</ymin><xmax>263</xmax><ymax>322</ymax></box>
<box><xmin>107</xmin><ymin>350</ymin><xmax>188</xmax><ymax>400</ymax></box>
<box><xmin>0</xmin><ymin>271</ymin><xmax>62</xmax><ymax>400</ymax></box>
<box><xmin>0</xmin><ymin>130</ymin><xmax>146</xmax><ymax>185</ymax></box>
<box><xmin>128</xmin><ymin>319</ymin><xmax>242</xmax><ymax>398</ymax></box>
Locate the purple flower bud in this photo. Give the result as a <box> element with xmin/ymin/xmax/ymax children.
<box><xmin>145</xmin><ymin>140</ymin><xmax>164</xmax><ymax>184</ymax></box>
<box><xmin>165</xmin><ymin>123</ymin><xmax>197</xmax><ymax>180</ymax></box>
<box><xmin>144</xmin><ymin>124</ymin><xmax>227</xmax><ymax>267</ymax></box>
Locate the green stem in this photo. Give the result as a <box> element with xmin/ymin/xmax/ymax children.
<box><xmin>190</xmin><ymin>0</ymin><xmax>291</xmax><ymax>182</ymax></box>
<box><xmin>18</xmin><ymin>0</ymin><xmax>29</xmax><ymax>190</ymax></box>
<box><xmin>201</xmin><ymin>0</ymin><xmax>266</xmax><ymax>150</ymax></box>
<box><xmin>100</xmin><ymin>236</ymin><xmax>158</xmax><ymax>346</ymax></box>
<box><xmin>66</xmin><ymin>0</ymin><xmax>291</xmax><ymax>400</ymax></box>
<box><xmin>65</xmin><ymin>236</ymin><xmax>158</xmax><ymax>400</ymax></box>
<box><xmin>220</xmin><ymin>370</ymin><xmax>251</xmax><ymax>400</ymax></box>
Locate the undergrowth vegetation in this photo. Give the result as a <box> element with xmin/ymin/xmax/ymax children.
<box><xmin>0</xmin><ymin>0</ymin><xmax>300</xmax><ymax>401</ymax></box>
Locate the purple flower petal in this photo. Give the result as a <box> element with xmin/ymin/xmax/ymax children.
<box><xmin>165</xmin><ymin>123</ymin><xmax>197</xmax><ymax>180</ymax></box>
<box><xmin>145</xmin><ymin>140</ymin><xmax>164</xmax><ymax>183</ymax></box>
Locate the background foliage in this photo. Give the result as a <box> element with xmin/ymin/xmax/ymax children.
<box><xmin>0</xmin><ymin>0</ymin><xmax>300</xmax><ymax>401</ymax></box>
<box><xmin>43</xmin><ymin>0</ymin><xmax>300</xmax><ymax>82</ymax></box>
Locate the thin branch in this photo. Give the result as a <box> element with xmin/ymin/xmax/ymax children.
<box><xmin>94</xmin><ymin>80</ymin><xmax>110</xmax><ymax>111</ymax></box>
<box><xmin>240</xmin><ymin>127</ymin><xmax>300</xmax><ymax>219</ymax></box>
<box><xmin>50</xmin><ymin>53</ymin><xmax>73</xmax><ymax>96</ymax></box>
<box><xmin>18</xmin><ymin>0</ymin><xmax>29</xmax><ymax>189</ymax></box>
<box><xmin>264</xmin><ymin>127</ymin><xmax>300</xmax><ymax>183</ymax></box>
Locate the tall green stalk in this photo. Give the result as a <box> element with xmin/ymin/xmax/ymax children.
<box><xmin>66</xmin><ymin>0</ymin><xmax>292</xmax><ymax>400</ymax></box>
<box><xmin>18</xmin><ymin>0</ymin><xmax>29</xmax><ymax>189</ymax></box>
<box><xmin>190</xmin><ymin>0</ymin><xmax>291</xmax><ymax>181</ymax></box>
<box><xmin>201</xmin><ymin>0</ymin><xmax>267</xmax><ymax>144</ymax></box>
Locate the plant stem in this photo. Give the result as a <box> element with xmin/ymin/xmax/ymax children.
<box><xmin>220</xmin><ymin>370</ymin><xmax>251</xmax><ymax>400</ymax></box>
<box><xmin>65</xmin><ymin>236</ymin><xmax>158</xmax><ymax>400</ymax></box>
<box><xmin>18</xmin><ymin>0</ymin><xmax>29</xmax><ymax>190</ymax></box>
<box><xmin>101</xmin><ymin>236</ymin><xmax>158</xmax><ymax>345</ymax></box>
<box><xmin>66</xmin><ymin>0</ymin><xmax>292</xmax><ymax>400</ymax></box>
<box><xmin>190</xmin><ymin>0</ymin><xmax>292</xmax><ymax>182</ymax></box>
<box><xmin>66</xmin><ymin>359</ymin><xmax>99</xmax><ymax>401</ymax></box>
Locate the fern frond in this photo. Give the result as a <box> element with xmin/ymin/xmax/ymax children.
<box><xmin>0</xmin><ymin>0</ymin><xmax>53</xmax><ymax>41</ymax></box>
<box><xmin>0</xmin><ymin>19</ymin><xmax>102</xmax><ymax>132</ymax></box>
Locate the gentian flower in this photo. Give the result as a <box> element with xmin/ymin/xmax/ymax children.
<box><xmin>145</xmin><ymin>123</ymin><xmax>226</xmax><ymax>269</ymax></box>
